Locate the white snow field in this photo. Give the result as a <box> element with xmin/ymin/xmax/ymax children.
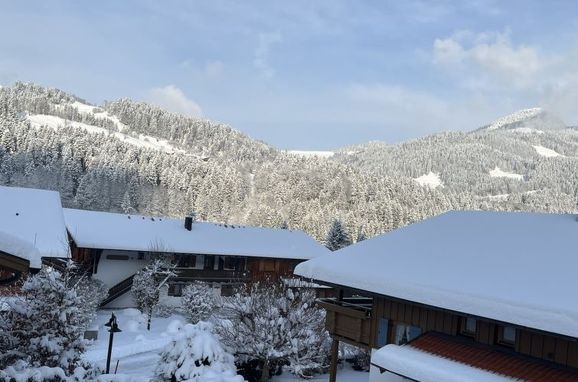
<box><xmin>287</xmin><ymin>150</ymin><xmax>335</xmax><ymax>158</ymax></box>
<box><xmin>27</xmin><ymin>114</ymin><xmax>186</xmax><ymax>154</ymax></box>
<box><xmin>488</xmin><ymin>166</ymin><xmax>523</xmax><ymax>180</ymax></box>
<box><xmin>296</xmin><ymin>210</ymin><xmax>578</xmax><ymax>338</ymax></box>
<box><xmin>84</xmin><ymin>309</ymin><xmax>368</xmax><ymax>382</ymax></box>
<box><xmin>0</xmin><ymin>185</ymin><xmax>70</xmax><ymax>267</ymax></box>
<box><xmin>532</xmin><ymin>144</ymin><xmax>564</xmax><ymax>158</ymax></box>
<box><xmin>413</xmin><ymin>172</ymin><xmax>443</xmax><ymax>189</ymax></box>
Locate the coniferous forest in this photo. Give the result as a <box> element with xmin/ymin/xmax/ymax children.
<box><xmin>1</xmin><ymin>82</ymin><xmax>577</xmax><ymax>242</ymax></box>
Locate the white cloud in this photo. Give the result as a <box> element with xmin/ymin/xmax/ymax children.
<box><xmin>254</xmin><ymin>32</ymin><xmax>282</xmax><ymax>78</ymax></box>
<box><xmin>146</xmin><ymin>85</ymin><xmax>203</xmax><ymax>118</ymax></box>
<box><xmin>433</xmin><ymin>30</ymin><xmax>544</xmax><ymax>90</ymax></box>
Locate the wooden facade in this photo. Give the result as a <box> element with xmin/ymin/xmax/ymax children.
<box><xmin>321</xmin><ymin>293</ymin><xmax>578</xmax><ymax>373</ymax></box>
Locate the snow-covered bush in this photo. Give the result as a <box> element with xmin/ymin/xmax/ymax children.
<box><xmin>1</xmin><ymin>264</ymin><xmax>100</xmax><ymax>377</ymax></box>
<box><xmin>181</xmin><ymin>281</ymin><xmax>216</xmax><ymax>324</ymax></box>
<box><xmin>153</xmin><ymin>322</ymin><xmax>244</xmax><ymax>382</ymax></box>
<box><xmin>131</xmin><ymin>258</ymin><xmax>176</xmax><ymax>330</ymax></box>
<box><xmin>0</xmin><ymin>359</ymin><xmax>99</xmax><ymax>382</ymax></box>
<box><xmin>216</xmin><ymin>282</ymin><xmax>330</xmax><ymax>381</ymax></box>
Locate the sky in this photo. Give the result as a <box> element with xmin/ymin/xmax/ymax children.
<box><xmin>1</xmin><ymin>1</ymin><xmax>578</xmax><ymax>150</ymax></box>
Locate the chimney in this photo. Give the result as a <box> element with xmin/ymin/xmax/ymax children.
<box><xmin>184</xmin><ymin>216</ymin><xmax>193</xmax><ymax>231</ymax></box>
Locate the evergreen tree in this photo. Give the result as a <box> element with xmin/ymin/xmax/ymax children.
<box><xmin>181</xmin><ymin>281</ymin><xmax>216</xmax><ymax>324</ymax></box>
<box><xmin>325</xmin><ymin>219</ymin><xmax>352</xmax><ymax>251</ymax></box>
<box><xmin>2</xmin><ymin>264</ymin><xmax>101</xmax><ymax>375</ymax></box>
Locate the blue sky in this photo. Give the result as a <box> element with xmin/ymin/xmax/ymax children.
<box><xmin>1</xmin><ymin>1</ymin><xmax>578</xmax><ymax>149</ymax></box>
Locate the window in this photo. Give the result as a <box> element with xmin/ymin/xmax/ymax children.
<box><xmin>377</xmin><ymin>318</ymin><xmax>390</xmax><ymax>347</ymax></box>
<box><xmin>223</xmin><ymin>257</ymin><xmax>239</xmax><ymax>270</ymax></box>
<box><xmin>460</xmin><ymin>317</ymin><xmax>477</xmax><ymax>336</ymax></box>
<box><xmin>499</xmin><ymin>326</ymin><xmax>517</xmax><ymax>345</ymax></box>
<box><xmin>394</xmin><ymin>323</ymin><xmax>422</xmax><ymax>345</ymax></box>
<box><xmin>168</xmin><ymin>283</ymin><xmax>184</xmax><ymax>297</ymax></box>
<box><xmin>177</xmin><ymin>255</ymin><xmax>196</xmax><ymax>268</ymax></box>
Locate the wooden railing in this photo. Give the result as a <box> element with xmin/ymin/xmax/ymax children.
<box><xmin>174</xmin><ymin>268</ymin><xmax>251</xmax><ymax>282</ymax></box>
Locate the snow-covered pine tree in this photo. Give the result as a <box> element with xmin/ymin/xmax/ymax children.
<box><xmin>131</xmin><ymin>258</ymin><xmax>176</xmax><ymax>330</ymax></box>
<box><xmin>216</xmin><ymin>281</ymin><xmax>329</xmax><ymax>381</ymax></box>
<box><xmin>325</xmin><ymin>219</ymin><xmax>352</xmax><ymax>251</ymax></box>
<box><xmin>181</xmin><ymin>281</ymin><xmax>216</xmax><ymax>324</ymax></box>
<box><xmin>153</xmin><ymin>322</ymin><xmax>243</xmax><ymax>382</ymax></box>
<box><xmin>3</xmin><ymin>264</ymin><xmax>100</xmax><ymax>376</ymax></box>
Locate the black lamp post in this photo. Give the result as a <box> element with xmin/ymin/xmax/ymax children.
<box><xmin>103</xmin><ymin>312</ymin><xmax>122</xmax><ymax>374</ymax></box>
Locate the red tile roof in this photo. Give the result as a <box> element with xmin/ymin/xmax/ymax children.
<box><xmin>409</xmin><ymin>332</ymin><xmax>578</xmax><ymax>382</ymax></box>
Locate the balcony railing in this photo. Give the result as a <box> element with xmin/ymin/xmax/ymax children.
<box><xmin>317</xmin><ymin>297</ymin><xmax>374</xmax><ymax>348</ymax></box>
<box><xmin>174</xmin><ymin>268</ymin><xmax>251</xmax><ymax>282</ymax></box>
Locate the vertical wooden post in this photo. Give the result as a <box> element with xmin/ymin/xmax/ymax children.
<box><xmin>329</xmin><ymin>337</ymin><xmax>340</xmax><ymax>382</ymax></box>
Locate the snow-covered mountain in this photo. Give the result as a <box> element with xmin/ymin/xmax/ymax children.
<box><xmin>479</xmin><ymin>107</ymin><xmax>566</xmax><ymax>133</ymax></box>
<box><xmin>1</xmin><ymin>83</ymin><xmax>577</xmax><ymax>242</ymax></box>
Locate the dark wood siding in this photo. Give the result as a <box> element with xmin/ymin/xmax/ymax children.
<box><xmin>371</xmin><ymin>296</ymin><xmax>578</xmax><ymax>369</ymax></box>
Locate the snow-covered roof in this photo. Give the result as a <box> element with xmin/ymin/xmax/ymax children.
<box><xmin>372</xmin><ymin>344</ymin><xmax>516</xmax><ymax>382</ymax></box>
<box><xmin>0</xmin><ymin>186</ymin><xmax>70</xmax><ymax>267</ymax></box>
<box><xmin>64</xmin><ymin>208</ymin><xmax>329</xmax><ymax>260</ymax></box>
<box><xmin>295</xmin><ymin>211</ymin><xmax>578</xmax><ymax>338</ymax></box>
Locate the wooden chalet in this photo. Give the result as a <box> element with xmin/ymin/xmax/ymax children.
<box><xmin>295</xmin><ymin>211</ymin><xmax>578</xmax><ymax>382</ymax></box>
<box><xmin>0</xmin><ymin>186</ymin><xmax>70</xmax><ymax>288</ymax></box>
<box><xmin>64</xmin><ymin>208</ymin><xmax>331</xmax><ymax>307</ymax></box>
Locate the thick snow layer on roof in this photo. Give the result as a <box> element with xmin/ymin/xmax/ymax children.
<box><xmin>295</xmin><ymin>211</ymin><xmax>578</xmax><ymax>337</ymax></box>
<box><xmin>372</xmin><ymin>344</ymin><xmax>516</xmax><ymax>382</ymax></box>
<box><xmin>64</xmin><ymin>209</ymin><xmax>329</xmax><ymax>260</ymax></box>
<box><xmin>0</xmin><ymin>186</ymin><xmax>70</xmax><ymax>267</ymax></box>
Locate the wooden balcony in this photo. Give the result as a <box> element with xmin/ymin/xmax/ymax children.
<box><xmin>317</xmin><ymin>297</ymin><xmax>373</xmax><ymax>348</ymax></box>
<box><xmin>174</xmin><ymin>268</ymin><xmax>251</xmax><ymax>282</ymax></box>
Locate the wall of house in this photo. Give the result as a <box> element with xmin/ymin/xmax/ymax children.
<box><xmin>371</xmin><ymin>296</ymin><xmax>578</xmax><ymax>369</ymax></box>
<box><xmin>93</xmin><ymin>249</ymin><xmax>150</xmax><ymax>287</ymax></box>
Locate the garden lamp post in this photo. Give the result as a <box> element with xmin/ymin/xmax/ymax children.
<box><xmin>104</xmin><ymin>312</ymin><xmax>122</xmax><ymax>374</ymax></box>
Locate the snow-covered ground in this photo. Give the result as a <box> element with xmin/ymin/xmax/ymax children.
<box><xmin>532</xmin><ymin>145</ymin><xmax>564</xmax><ymax>158</ymax></box>
<box><xmin>84</xmin><ymin>309</ymin><xmax>368</xmax><ymax>382</ymax></box>
<box><xmin>287</xmin><ymin>150</ymin><xmax>335</xmax><ymax>158</ymax></box>
<box><xmin>413</xmin><ymin>172</ymin><xmax>443</xmax><ymax>189</ymax></box>
<box><xmin>27</xmin><ymin>114</ymin><xmax>186</xmax><ymax>154</ymax></box>
<box><xmin>488</xmin><ymin>167</ymin><xmax>523</xmax><ymax>180</ymax></box>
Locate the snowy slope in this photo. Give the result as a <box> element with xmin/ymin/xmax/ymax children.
<box><xmin>0</xmin><ymin>186</ymin><xmax>70</xmax><ymax>266</ymax></box>
<box><xmin>488</xmin><ymin>167</ymin><xmax>523</xmax><ymax>180</ymax></box>
<box><xmin>533</xmin><ymin>145</ymin><xmax>563</xmax><ymax>158</ymax></box>
<box><xmin>483</xmin><ymin>108</ymin><xmax>565</xmax><ymax>131</ymax></box>
<box><xmin>64</xmin><ymin>209</ymin><xmax>330</xmax><ymax>260</ymax></box>
<box><xmin>414</xmin><ymin>172</ymin><xmax>443</xmax><ymax>189</ymax></box>
<box><xmin>27</xmin><ymin>114</ymin><xmax>185</xmax><ymax>154</ymax></box>
<box><xmin>295</xmin><ymin>211</ymin><xmax>578</xmax><ymax>338</ymax></box>
<box><xmin>287</xmin><ymin>150</ymin><xmax>335</xmax><ymax>158</ymax></box>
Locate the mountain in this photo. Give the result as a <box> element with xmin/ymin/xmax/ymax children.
<box><xmin>0</xmin><ymin>82</ymin><xmax>576</xmax><ymax>243</ymax></box>
<box><xmin>479</xmin><ymin>108</ymin><xmax>566</xmax><ymax>132</ymax></box>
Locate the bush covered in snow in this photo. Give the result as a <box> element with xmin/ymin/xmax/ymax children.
<box><xmin>153</xmin><ymin>322</ymin><xmax>244</xmax><ymax>382</ymax></box>
<box><xmin>181</xmin><ymin>281</ymin><xmax>216</xmax><ymax>324</ymax></box>
<box><xmin>216</xmin><ymin>282</ymin><xmax>330</xmax><ymax>381</ymax></box>
<box><xmin>0</xmin><ymin>264</ymin><xmax>102</xmax><ymax>379</ymax></box>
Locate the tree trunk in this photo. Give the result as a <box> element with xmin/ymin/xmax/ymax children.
<box><xmin>147</xmin><ymin>310</ymin><xmax>152</xmax><ymax>331</ymax></box>
<box><xmin>260</xmin><ymin>359</ymin><xmax>270</xmax><ymax>382</ymax></box>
